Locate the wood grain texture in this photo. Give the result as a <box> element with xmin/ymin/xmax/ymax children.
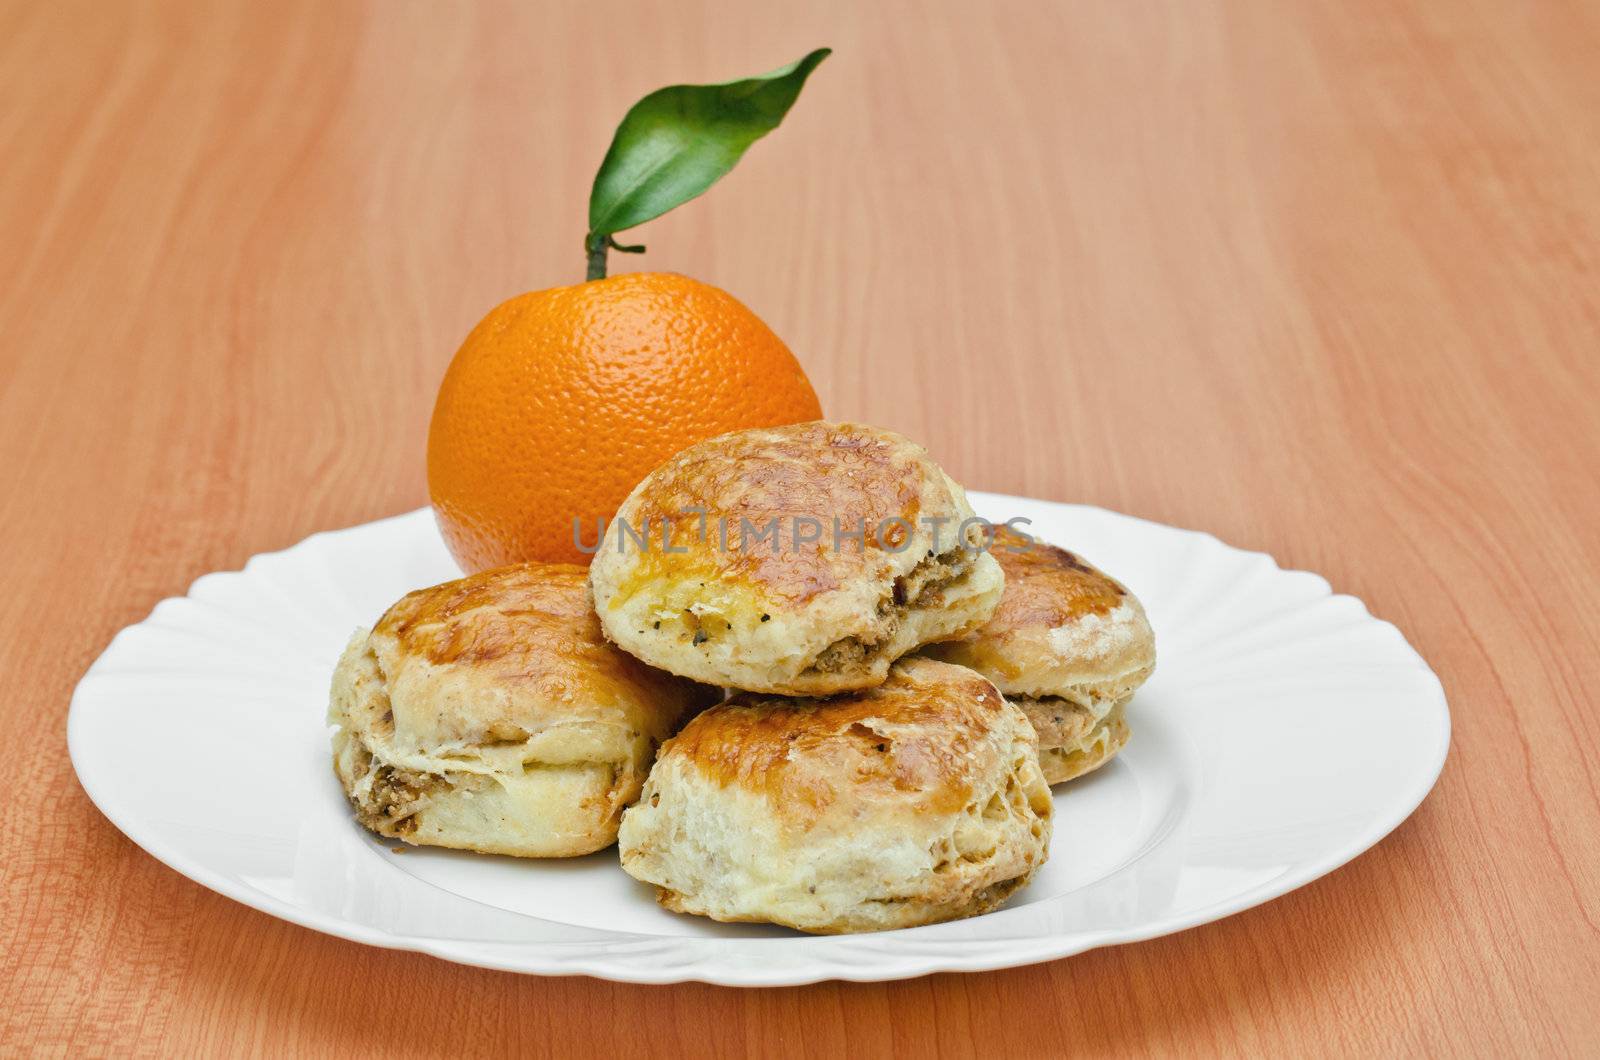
<box><xmin>4</xmin><ymin>0</ymin><xmax>1598</xmax><ymax>1054</ymax></box>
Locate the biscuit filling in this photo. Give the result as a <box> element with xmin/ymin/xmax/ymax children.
<box><xmin>809</xmin><ymin>636</ymin><xmax>871</xmax><ymax>673</ymax></box>
<box><xmin>1014</xmin><ymin>699</ymin><xmax>1128</xmax><ymax>782</ymax></box>
<box><xmin>337</xmin><ymin>732</ymin><xmax>452</xmax><ymax>837</ymax></box>
<box><xmin>1008</xmin><ymin>694</ymin><xmax>1103</xmax><ymax>750</ymax></box>
<box><xmin>802</xmin><ymin>546</ymin><xmax>975</xmax><ymax>676</ymax></box>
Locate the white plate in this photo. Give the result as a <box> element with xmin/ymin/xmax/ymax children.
<box><xmin>68</xmin><ymin>494</ymin><xmax>1448</xmax><ymax>986</ymax></box>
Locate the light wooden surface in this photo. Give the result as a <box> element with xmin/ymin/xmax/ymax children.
<box><xmin>5</xmin><ymin>0</ymin><xmax>1598</xmax><ymax>1054</ymax></box>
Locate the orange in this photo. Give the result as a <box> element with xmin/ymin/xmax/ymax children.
<box><xmin>427</xmin><ymin>271</ymin><xmax>823</xmax><ymax>570</ymax></box>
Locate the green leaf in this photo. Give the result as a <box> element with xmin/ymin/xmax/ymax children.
<box><xmin>587</xmin><ymin>48</ymin><xmax>831</xmax><ymax>238</ymax></box>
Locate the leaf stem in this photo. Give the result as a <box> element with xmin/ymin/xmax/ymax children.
<box><xmin>585</xmin><ymin>233</ymin><xmax>608</xmax><ymax>282</ymax></box>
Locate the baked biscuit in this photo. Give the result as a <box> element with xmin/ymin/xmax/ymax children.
<box><xmin>328</xmin><ymin>563</ymin><xmax>715</xmax><ymax>856</ymax></box>
<box><xmin>920</xmin><ymin>525</ymin><xmax>1154</xmax><ymax>783</ymax></box>
<box><xmin>589</xmin><ymin>421</ymin><xmax>1004</xmax><ymax>695</ymax></box>
<box><xmin>617</xmin><ymin>658</ymin><xmax>1052</xmax><ymax>934</ymax></box>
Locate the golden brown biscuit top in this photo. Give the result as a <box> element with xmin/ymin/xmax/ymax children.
<box><xmin>372</xmin><ymin>562</ymin><xmax>708</xmax><ymax>745</ymax></box>
<box><xmin>980</xmin><ymin>525</ymin><xmax>1128</xmax><ymax>632</ymax></box>
<box><xmin>609</xmin><ymin>421</ymin><xmax>965</xmax><ymax>605</ymax></box>
<box><xmin>664</xmin><ymin>658</ymin><xmax>1011</xmax><ymax>820</ymax></box>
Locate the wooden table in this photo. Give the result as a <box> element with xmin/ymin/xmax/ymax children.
<box><xmin>6</xmin><ymin>1</ymin><xmax>1598</xmax><ymax>1054</ymax></box>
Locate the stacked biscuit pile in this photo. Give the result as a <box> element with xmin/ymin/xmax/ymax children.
<box><xmin>329</xmin><ymin>422</ymin><xmax>1154</xmax><ymax>934</ymax></box>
